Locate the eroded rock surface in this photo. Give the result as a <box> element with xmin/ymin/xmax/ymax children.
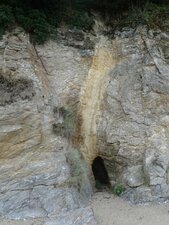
<box><xmin>0</xmin><ymin>29</ymin><xmax>95</xmax><ymax>224</ymax></box>
<box><xmin>96</xmin><ymin>27</ymin><xmax>169</xmax><ymax>202</ymax></box>
<box><xmin>1</xmin><ymin>24</ymin><xmax>169</xmax><ymax>224</ymax></box>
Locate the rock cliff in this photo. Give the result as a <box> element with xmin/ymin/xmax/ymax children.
<box><xmin>1</xmin><ymin>25</ymin><xmax>169</xmax><ymax>223</ymax></box>
<box><xmin>0</xmin><ymin>28</ymin><xmax>95</xmax><ymax>224</ymax></box>
<box><xmin>96</xmin><ymin>27</ymin><xmax>169</xmax><ymax>203</ymax></box>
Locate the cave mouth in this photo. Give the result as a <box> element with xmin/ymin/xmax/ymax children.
<box><xmin>92</xmin><ymin>156</ymin><xmax>110</xmax><ymax>189</ymax></box>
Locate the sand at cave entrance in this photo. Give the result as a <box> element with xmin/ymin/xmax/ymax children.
<box><xmin>91</xmin><ymin>192</ymin><xmax>169</xmax><ymax>225</ymax></box>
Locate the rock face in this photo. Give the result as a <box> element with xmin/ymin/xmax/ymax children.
<box><xmin>96</xmin><ymin>27</ymin><xmax>169</xmax><ymax>203</ymax></box>
<box><xmin>73</xmin><ymin>26</ymin><xmax>169</xmax><ymax>203</ymax></box>
<box><xmin>0</xmin><ymin>29</ymin><xmax>95</xmax><ymax>223</ymax></box>
<box><xmin>1</xmin><ymin>24</ymin><xmax>169</xmax><ymax>223</ymax></box>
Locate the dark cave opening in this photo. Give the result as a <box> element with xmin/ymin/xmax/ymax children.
<box><xmin>92</xmin><ymin>156</ymin><xmax>110</xmax><ymax>189</ymax></box>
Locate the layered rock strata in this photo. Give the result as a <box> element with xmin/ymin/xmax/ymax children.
<box><xmin>0</xmin><ymin>29</ymin><xmax>95</xmax><ymax>224</ymax></box>
<box><xmin>1</xmin><ymin>25</ymin><xmax>169</xmax><ymax>225</ymax></box>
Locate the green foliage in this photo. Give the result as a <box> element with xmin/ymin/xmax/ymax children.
<box><xmin>15</xmin><ymin>9</ymin><xmax>51</xmax><ymax>44</ymax></box>
<box><xmin>66</xmin><ymin>149</ymin><xmax>86</xmax><ymax>178</ymax></box>
<box><xmin>113</xmin><ymin>183</ymin><xmax>124</xmax><ymax>196</ymax></box>
<box><xmin>68</xmin><ymin>10</ymin><xmax>93</xmax><ymax>30</ymax></box>
<box><xmin>0</xmin><ymin>5</ymin><xmax>13</xmax><ymax>27</ymax></box>
<box><xmin>0</xmin><ymin>5</ymin><xmax>13</xmax><ymax>38</ymax></box>
<box><xmin>0</xmin><ymin>0</ymin><xmax>169</xmax><ymax>43</ymax></box>
<box><xmin>53</xmin><ymin>106</ymin><xmax>76</xmax><ymax>138</ymax></box>
<box><xmin>61</xmin><ymin>106</ymin><xmax>76</xmax><ymax>138</ymax></box>
<box><xmin>125</xmin><ymin>3</ymin><xmax>169</xmax><ymax>28</ymax></box>
<box><xmin>65</xmin><ymin>149</ymin><xmax>90</xmax><ymax>193</ymax></box>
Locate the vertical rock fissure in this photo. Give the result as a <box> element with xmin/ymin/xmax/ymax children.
<box><xmin>78</xmin><ymin>36</ymin><xmax>118</xmax><ymax>164</ymax></box>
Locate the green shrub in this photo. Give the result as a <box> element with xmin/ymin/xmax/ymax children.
<box><xmin>126</xmin><ymin>3</ymin><xmax>169</xmax><ymax>28</ymax></box>
<box><xmin>68</xmin><ymin>11</ymin><xmax>93</xmax><ymax>30</ymax></box>
<box><xmin>113</xmin><ymin>183</ymin><xmax>124</xmax><ymax>196</ymax></box>
<box><xmin>0</xmin><ymin>5</ymin><xmax>14</xmax><ymax>38</ymax></box>
<box><xmin>53</xmin><ymin>106</ymin><xmax>76</xmax><ymax>138</ymax></box>
<box><xmin>0</xmin><ymin>5</ymin><xmax>13</xmax><ymax>26</ymax></box>
<box><xmin>65</xmin><ymin>148</ymin><xmax>91</xmax><ymax>194</ymax></box>
<box><xmin>15</xmin><ymin>9</ymin><xmax>51</xmax><ymax>44</ymax></box>
<box><xmin>0</xmin><ymin>0</ymin><xmax>169</xmax><ymax>44</ymax></box>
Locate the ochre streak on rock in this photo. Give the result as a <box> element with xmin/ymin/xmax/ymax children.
<box><xmin>78</xmin><ymin>37</ymin><xmax>118</xmax><ymax>164</ymax></box>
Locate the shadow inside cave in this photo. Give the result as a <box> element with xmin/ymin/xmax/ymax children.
<box><xmin>92</xmin><ymin>156</ymin><xmax>110</xmax><ymax>190</ymax></box>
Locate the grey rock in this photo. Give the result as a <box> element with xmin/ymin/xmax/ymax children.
<box><xmin>123</xmin><ymin>187</ymin><xmax>154</xmax><ymax>204</ymax></box>
<box><xmin>143</xmin><ymin>149</ymin><xmax>169</xmax><ymax>186</ymax></box>
<box><xmin>95</xmin><ymin>27</ymin><xmax>169</xmax><ymax>202</ymax></box>
<box><xmin>126</xmin><ymin>165</ymin><xmax>144</xmax><ymax>188</ymax></box>
<box><xmin>0</xmin><ymin>29</ymin><xmax>92</xmax><ymax>221</ymax></box>
<box><xmin>2</xmin><ymin>24</ymin><xmax>169</xmax><ymax>223</ymax></box>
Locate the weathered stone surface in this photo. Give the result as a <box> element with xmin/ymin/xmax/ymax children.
<box><xmin>123</xmin><ymin>184</ymin><xmax>169</xmax><ymax>204</ymax></box>
<box><xmin>1</xmin><ymin>24</ymin><xmax>169</xmax><ymax>223</ymax></box>
<box><xmin>0</xmin><ymin>74</ymin><xmax>35</xmax><ymax>106</ymax></box>
<box><xmin>0</xmin><ymin>149</ymin><xmax>81</xmax><ymax>219</ymax></box>
<box><xmin>123</xmin><ymin>187</ymin><xmax>154</xmax><ymax>204</ymax></box>
<box><xmin>144</xmin><ymin>149</ymin><xmax>169</xmax><ymax>186</ymax></box>
<box><xmin>0</xmin><ymin>29</ymin><xmax>93</xmax><ymax>222</ymax></box>
<box><xmin>93</xmin><ymin>28</ymin><xmax>169</xmax><ymax>202</ymax></box>
<box><xmin>57</xmin><ymin>28</ymin><xmax>95</xmax><ymax>50</ymax></box>
<box><xmin>125</xmin><ymin>165</ymin><xmax>144</xmax><ymax>188</ymax></box>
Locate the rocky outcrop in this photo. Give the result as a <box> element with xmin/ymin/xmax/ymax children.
<box><xmin>0</xmin><ymin>28</ymin><xmax>95</xmax><ymax>223</ymax></box>
<box><xmin>1</xmin><ymin>24</ymin><xmax>169</xmax><ymax>224</ymax></box>
<box><xmin>96</xmin><ymin>27</ymin><xmax>169</xmax><ymax>203</ymax></box>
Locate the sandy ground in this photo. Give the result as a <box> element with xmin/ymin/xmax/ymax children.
<box><xmin>0</xmin><ymin>218</ymin><xmax>46</xmax><ymax>225</ymax></box>
<box><xmin>1</xmin><ymin>192</ymin><xmax>169</xmax><ymax>225</ymax></box>
<box><xmin>91</xmin><ymin>192</ymin><xmax>169</xmax><ymax>225</ymax></box>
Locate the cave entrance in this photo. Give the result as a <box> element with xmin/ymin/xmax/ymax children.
<box><xmin>92</xmin><ymin>156</ymin><xmax>110</xmax><ymax>189</ymax></box>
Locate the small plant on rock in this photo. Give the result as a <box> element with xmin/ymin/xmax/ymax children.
<box><xmin>113</xmin><ymin>183</ymin><xmax>124</xmax><ymax>196</ymax></box>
